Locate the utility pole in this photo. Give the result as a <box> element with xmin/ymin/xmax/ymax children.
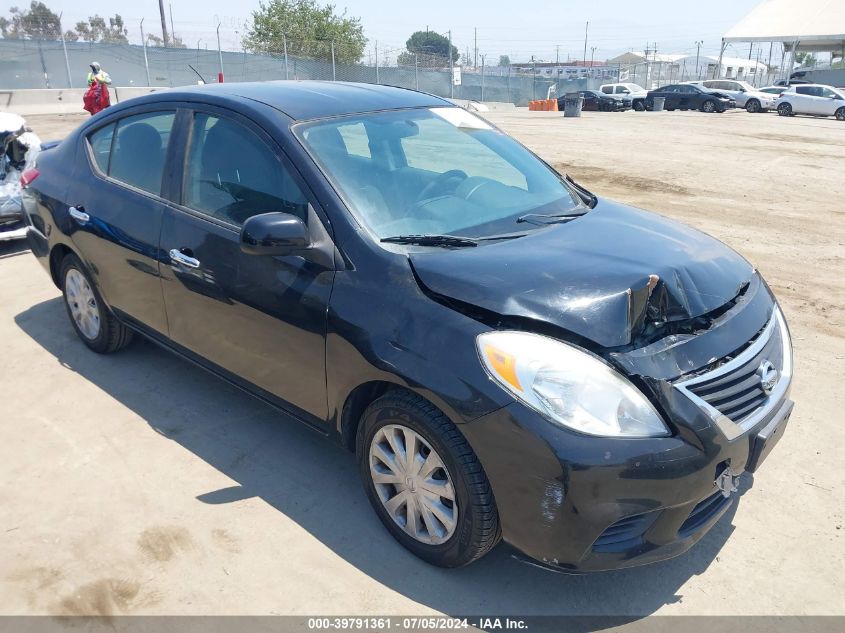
<box><xmin>695</xmin><ymin>40</ymin><xmax>703</xmax><ymax>79</ymax></box>
<box><xmin>583</xmin><ymin>21</ymin><xmax>589</xmax><ymax>64</ymax></box>
<box><xmin>158</xmin><ymin>0</ymin><xmax>169</xmax><ymax>46</ymax></box>
<box><xmin>590</xmin><ymin>46</ymin><xmax>596</xmax><ymax>67</ymax></box>
<box><xmin>474</xmin><ymin>27</ymin><xmax>477</xmax><ymax>69</ymax></box>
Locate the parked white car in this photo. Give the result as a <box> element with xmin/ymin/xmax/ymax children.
<box><xmin>686</xmin><ymin>80</ymin><xmax>778</xmax><ymax>113</ymax></box>
<box><xmin>776</xmin><ymin>84</ymin><xmax>845</xmax><ymax>120</ymax></box>
<box><xmin>599</xmin><ymin>83</ymin><xmax>649</xmax><ymax>111</ymax></box>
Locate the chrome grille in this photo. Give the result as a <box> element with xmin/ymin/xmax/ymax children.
<box><xmin>674</xmin><ymin>309</ymin><xmax>792</xmax><ymax>440</ymax></box>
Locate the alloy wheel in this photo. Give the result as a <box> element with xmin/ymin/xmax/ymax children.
<box><xmin>368</xmin><ymin>424</ymin><xmax>458</xmax><ymax>545</ymax></box>
<box><xmin>746</xmin><ymin>100</ymin><xmax>760</xmax><ymax>113</ymax></box>
<box><xmin>703</xmin><ymin>100</ymin><xmax>715</xmax><ymax>113</ymax></box>
<box><xmin>836</xmin><ymin>107</ymin><xmax>845</xmax><ymax>121</ymax></box>
<box><xmin>65</xmin><ymin>268</ymin><xmax>100</xmax><ymax>340</ymax></box>
<box><xmin>778</xmin><ymin>103</ymin><xmax>792</xmax><ymax>116</ymax></box>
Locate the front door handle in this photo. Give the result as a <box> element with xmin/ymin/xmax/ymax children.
<box><xmin>169</xmin><ymin>248</ymin><xmax>200</xmax><ymax>269</ymax></box>
<box><xmin>69</xmin><ymin>206</ymin><xmax>90</xmax><ymax>224</ymax></box>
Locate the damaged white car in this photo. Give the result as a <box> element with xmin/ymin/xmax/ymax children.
<box><xmin>0</xmin><ymin>113</ymin><xmax>41</xmax><ymax>241</ymax></box>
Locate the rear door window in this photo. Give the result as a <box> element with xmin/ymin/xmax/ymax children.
<box><xmin>108</xmin><ymin>111</ymin><xmax>176</xmax><ymax>195</ymax></box>
<box><xmin>87</xmin><ymin>123</ymin><xmax>115</xmax><ymax>174</ymax></box>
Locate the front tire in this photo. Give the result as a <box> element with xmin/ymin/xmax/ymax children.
<box><xmin>701</xmin><ymin>99</ymin><xmax>716</xmax><ymax>113</ymax></box>
<box><xmin>778</xmin><ymin>102</ymin><xmax>793</xmax><ymax>116</ymax></box>
<box><xmin>358</xmin><ymin>390</ymin><xmax>500</xmax><ymax>567</ymax></box>
<box><xmin>746</xmin><ymin>99</ymin><xmax>761</xmax><ymax>113</ymax></box>
<box><xmin>836</xmin><ymin>107</ymin><xmax>845</xmax><ymax>121</ymax></box>
<box><xmin>60</xmin><ymin>254</ymin><xmax>133</xmax><ymax>354</ymax></box>
<box><xmin>633</xmin><ymin>100</ymin><xmax>645</xmax><ymax>111</ymax></box>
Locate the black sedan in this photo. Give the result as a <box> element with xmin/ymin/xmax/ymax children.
<box><xmin>646</xmin><ymin>84</ymin><xmax>736</xmax><ymax>112</ymax></box>
<box><xmin>559</xmin><ymin>90</ymin><xmax>629</xmax><ymax>112</ymax></box>
<box><xmin>21</xmin><ymin>81</ymin><xmax>793</xmax><ymax>571</ymax></box>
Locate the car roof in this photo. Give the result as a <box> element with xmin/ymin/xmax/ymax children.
<box><xmin>121</xmin><ymin>81</ymin><xmax>451</xmax><ymax>121</ymax></box>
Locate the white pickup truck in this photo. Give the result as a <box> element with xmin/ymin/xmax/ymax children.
<box><xmin>599</xmin><ymin>83</ymin><xmax>649</xmax><ymax>111</ymax></box>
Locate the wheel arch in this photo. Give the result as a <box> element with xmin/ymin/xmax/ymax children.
<box><xmin>340</xmin><ymin>380</ymin><xmax>400</xmax><ymax>451</ymax></box>
<box><xmin>340</xmin><ymin>381</ymin><xmax>474</xmax><ymax>455</ymax></box>
<box><xmin>48</xmin><ymin>243</ymin><xmax>75</xmax><ymax>288</ymax></box>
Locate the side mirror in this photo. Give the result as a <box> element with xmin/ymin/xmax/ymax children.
<box><xmin>240</xmin><ymin>212</ymin><xmax>310</xmax><ymax>256</ymax></box>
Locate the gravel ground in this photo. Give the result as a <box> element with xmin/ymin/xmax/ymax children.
<box><xmin>0</xmin><ymin>108</ymin><xmax>842</xmax><ymax>617</ymax></box>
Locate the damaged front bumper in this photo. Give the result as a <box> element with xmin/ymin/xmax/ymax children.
<box><xmin>460</xmin><ymin>278</ymin><xmax>794</xmax><ymax>572</ymax></box>
<box><xmin>462</xmin><ymin>387</ymin><xmax>792</xmax><ymax>572</ymax></box>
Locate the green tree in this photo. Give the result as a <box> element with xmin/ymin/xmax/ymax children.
<box><xmin>403</xmin><ymin>30</ymin><xmax>458</xmax><ymax>64</ymax></box>
<box><xmin>794</xmin><ymin>52</ymin><xmax>817</xmax><ymax>67</ymax></box>
<box><xmin>0</xmin><ymin>1</ymin><xmax>62</xmax><ymax>39</ymax></box>
<box><xmin>146</xmin><ymin>33</ymin><xmax>187</xmax><ymax>49</ymax></box>
<box><xmin>74</xmin><ymin>14</ymin><xmax>128</xmax><ymax>44</ymax></box>
<box><xmin>498</xmin><ymin>54</ymin><xmax>510</xmax><ymax>67</ymax></box>
<box><xmin>243</xmin><ymin>0</ymin><xmax>366</xmax><ymax>63</ymax></box>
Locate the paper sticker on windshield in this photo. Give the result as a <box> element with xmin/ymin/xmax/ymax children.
<box><xmin>430</xmin><ymin>107</ymin><xmax>493</xmax><ymax>130</ymax></box>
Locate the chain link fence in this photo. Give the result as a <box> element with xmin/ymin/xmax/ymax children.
<box><xmin>0</xmin><ymin>38</ymin><xmax>628</xmax><ymax>106</ymax></box>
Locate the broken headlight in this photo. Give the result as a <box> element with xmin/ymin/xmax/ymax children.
<box><xmin>477</xmin><ymin>331</ymin><xmax>669</xmax><ymax>438</ymax></box>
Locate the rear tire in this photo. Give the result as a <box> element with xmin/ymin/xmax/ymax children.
<box><xmin>745</xmin><ymin>99</ymin><xmax>761</xmax><ymax>113</ymax></box>
<box><xmin>60</xmin><ymin>254</ymin><xmax>133</xmax><ymax>354</ymax></box>
<box><xmin>777</xmin><ymin>102</ymin><xmax>793</xmax><ymax>117</ymax></box>
<box><xmin>836</xmin><ymin>107</ymin><xmax>845</xmax><ymax>121</ymax></box>
<box><xmin>701</xmin><ymin>100</ymin><xmax>716</xmax><ymax>113</ymax></box>
<box><xmin>358</xmin><ymin>390</ymin><xmax>500</xmax><ymax>567</ymax></box>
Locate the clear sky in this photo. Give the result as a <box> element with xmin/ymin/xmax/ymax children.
<box><xmin>37</xmin><ymin>0</ymin><xmax>767</xmax><ymax>63</ymax></box>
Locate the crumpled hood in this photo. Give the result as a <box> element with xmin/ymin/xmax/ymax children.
<box><xmin>409</xmin><ymin>199</ymin><xmax>754</xmax><ymax>348</ymax></box>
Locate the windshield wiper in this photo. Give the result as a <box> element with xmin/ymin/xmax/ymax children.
<box><xmin>381</xmin><ymin>234</ymin><xmax>478</xmax><ymax>247</ymax></box>
<box><xmin>516</xmin><ymin>211</ymin><xmax>587</xmax><ymax>225</ymax></box>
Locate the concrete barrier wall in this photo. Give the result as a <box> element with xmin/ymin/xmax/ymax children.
<box><xmin>0</xmin><ymin>87</ymin><xmax>168</xmax><ymax>116</ymax></box>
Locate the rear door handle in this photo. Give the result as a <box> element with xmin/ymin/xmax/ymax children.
<box><xmin>69</xmin><ymin>206</ymin><xmax>90</xmax><ymax>224</ymax></box>
<box><xmin>169</xmin><ymin>248</ymin><xmax>200</xmax><ymax>269</ymax></box>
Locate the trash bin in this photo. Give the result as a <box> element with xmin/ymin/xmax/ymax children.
<box><xmin>651</xmin><ymin>96</ymin><xmax>665</xmax><ymax>112</ymax></box>
<box><xmin>563</xmin><ymin>93</ymin><xmax>583</xmax><ymax>118</ymax></box>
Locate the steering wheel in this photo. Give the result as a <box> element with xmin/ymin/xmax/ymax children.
<box><xmin>414</xmin><ymin>169</ymin><xmax>468</xmax><ymax>203</ymax></box>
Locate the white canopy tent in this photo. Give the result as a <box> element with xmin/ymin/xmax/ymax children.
<box><xmin>720</xmin><ymin>0</ymin><xmax>845</xmax><ymax>79</ymax></box>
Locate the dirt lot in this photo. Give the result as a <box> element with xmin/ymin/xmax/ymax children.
<box><xmin>1</xmin><ymin>109</ymin><xmax>843</xmax><ymax>617</ymax></box>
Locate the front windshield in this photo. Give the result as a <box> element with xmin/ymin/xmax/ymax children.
<box><xmin>297</xmin><ymin>107</ymin><xmax>581</xmax><ymax>239</ymax></box>
<box><xmin>624</xmin><ymin>84</ymin><xmax>646</xmax><ymax>92</ymax></box>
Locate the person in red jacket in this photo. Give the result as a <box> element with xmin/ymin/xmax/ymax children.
<box><xmin>83</xmin><ymin>62</ymin><xmax>112</xmax><ymax>116</ymax></box>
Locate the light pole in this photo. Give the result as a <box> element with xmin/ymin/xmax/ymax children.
<box><xmin>448</xmin><ymin>29</ymin><xmax>453</xmax><ymax>99</ymax></box>
<box><xmin>58</xmin><ymin>12</ymin><xmax>72</xmax><ymax>88</ymax></box>
<box><xmin>140</xmin><ymin>18</ymin><xmax>151</xmax><ymax>86</ymax></box>
<box><xmin>695</xmin><ymin>40</ymin><xmax>703</xmax><ymax>79</ymax></box>
<box><xmin>216</xmin><ymin>22</ymin><xmax>224</xmax><ymax>82</ymax></box>
<box><xmin>583</xmin><ymin>21</ymin><xmax>589</xmax><ymax>64</ymax></box>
